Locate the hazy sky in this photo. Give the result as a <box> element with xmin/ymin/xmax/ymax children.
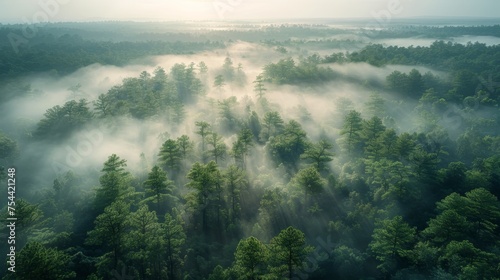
<box><xmin>0</xmin><ymin>0</ymin><xmax>499</xmax><ymax>23</ymax></box>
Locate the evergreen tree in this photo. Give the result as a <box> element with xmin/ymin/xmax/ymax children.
<box><xmin>16</xmin><ymin>242</ymin><xmax>76</xmax><ymax>280</ymax></box>
<box><xmin>261</xmin><ymin>111</ymin><xmax>284</xmax><ymax>140</ymax></box>
<box><xmin>207</xmin><ymin>132</ymin><xmax>227</xmax><ymax>164</ymax></box>
<box><xmin>123</xmin><ymin>205</ymin><xmax>163</xmax><ymax>279</ymax></box>
<box><xmin>158</xmin><ymin>139</ymin><xmax>182</xmax><ymax>172</ymax></box>
<box><xmin>232</xmin><ymin>128</ymin><xmax>254</xmax><ymax>167</ymax></box>
<box><xmin>369</xmin><ymin>216</ymin><xmax>416</xmax><ymax>274</ymax></box>
<box><xmin>340</xmin><ymin>110</ymin><xmax>363</xmax><ymax>155</ymax></box>
<box><xmin>164</xmin><ymin>211</ymin><xmax>186</xmax><ymax>280</ymax></box>
<box><xmin>214</xmin><ymin>74</ymin><xmax>226</xmax><ymax>90</ymax></box>
<box><xmin>270</xmin><ymin>226</ymin><xmax>313</xmax><ymax>279</ymax></box>
<box><xmin>269</xmin><ymin>120</ymin><xmax>309</xmax><ymax>168</ymax></box>
<box><xmin>143</xmin><ymin>165</ymin><xmax>176</xmax><ymax>215</ymax></box>
<box><xmin>301</xmin><ymin>139</ymin><xmax>334</xmax><ymax>171</ymax></box>
<box><xmin>234</xmin><ymin>236</ymin><xmax>268</xmax><ymax>280</ymax></box>
<box><xmin>253</xmin><ymin>74</ymin><xmax>267</xmax><ymax>99</ymax></box>
<box><xmin>177</xmin><ymin>135</ymin><xmax>194</xmax><ymax>159</ymax></box>
<box><xmin>186</xmin><ymin>161</ymin><xmax>220</xmax><ymax>232</ymax></box>
<box><xmin>224</xmin><ymin>165</ymin><xmax>247</xmax><ymax>224</ymax></box>
<box><xmin>94</xmin><ymin>154</ymin><xmax>132</xmax><ymax>214</ymax></box>
<box><xmin>195</xmin><ymin>121</ymin><xmax>212</xmax><ymax>161</ymax></box>
<box><xmin>86</xmin><ymin>200</ymin><xmax>130</xmax><ymax>270</ymax></box>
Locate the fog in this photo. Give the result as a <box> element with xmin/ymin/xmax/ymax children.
<box><xmin>1</xmin><ymin>17</ymin><xmax>500</xmax><ymax>279</ymax></box>
<box><xmin>375</xmin><ymin>35</ymin><xmax>500</xmax><ymax>47</ymax></box>
<box><xmin>1</xmin><ymin>37</ymin><xmax>456</xmax><ymax>193</ymax></box>
<box><xmin>2</xmin><ymin>0</ymin><xmax>500</xmax><ymax>22</ymax></box>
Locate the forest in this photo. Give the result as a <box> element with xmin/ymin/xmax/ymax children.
<box><xmin>0</xmin><ymin>21</ymin><xmax>500</xmax><ymax>280</ymax></box>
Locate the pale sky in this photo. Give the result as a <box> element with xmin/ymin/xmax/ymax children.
<box><xmin>0</xmin><ymin>0</ymin><xmax>499</xmax><ymax>23</ymax></box>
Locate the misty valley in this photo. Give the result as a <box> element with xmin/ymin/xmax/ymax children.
<box><xmin>0</xmin><ymin>21</ymin><xmax>500</xmax><ymax>280</ymax></box>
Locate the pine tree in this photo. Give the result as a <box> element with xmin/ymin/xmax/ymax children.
<box><xmin>369</xmin><ymin>216</ymin><xmax>416</xmax><ymax>274</ymax></box>
<box><xmin>16</xmin><ymin>242</ymin><xmax>75</xmax><ymax>280</ymax></box>
<box><xmin>143</xmin><ymin>165</ymin><xmax>176</xmax><ymax>215</ymax></box>
<box><xmin>94</xmin><ymin>154</ymin><xmax>132</xmax><ymax>214</ymax></box>
<box><xmin>234</xmin><ymin>236</ymin><xmax>268</xmax><ymax>280</ymax></box>
<box><xmin>301</xmin><ymin>139</ymin><xmax>334</xmax><ymax>171</ymax></box>
<box><xmin>86</xmin><ymin>200</ymin><xmax>130</xmax><ymax>270</ymax></box>
<box><xmin>158</xmin><ymin>139</ymin><xmax>182</xmax><ymax>172</ymax></box>
<box><xmin>340</xmin><ymin>110</ymin><xmax>363</xmax><ymax>155</ymax></box>
<box><xmin>224</xmin><ymin>165</ymin><xmax>247</xmax><ymax>224</ymax></box>
<box><xmin>195</xmin><ymin>121</ymin><xmax>212</xmax><ymax>161</ymax></box>
<box><xmin>253</xmin><ymin>74</ymin><xmax>267</xmax><ymax>99</ymax></box>
<box><xmin>123</xmin><ymin>205</ymin><xmax>162</xmax><ymax>279</ymax></box>
<box><xmin>270</xmin><ymin>227</ymin><xmax>313</xmax><ymax>279</ymax></box>
<box><xmin>207</xmin><ymin>132</ymin><xmax>227</xmax><ymax>164</ymax></box>
<box><xmin>164</xmin><ymin>210</ymin><xmax>186</xmax><ymax>280</ymax></box>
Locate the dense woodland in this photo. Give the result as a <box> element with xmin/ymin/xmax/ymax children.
<box><xmin>1</xmin><ymin>22</ymin><xmax>500</xmax><ymax>280</ymax></box>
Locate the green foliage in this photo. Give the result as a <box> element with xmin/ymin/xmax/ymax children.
<box><xmin>123</xmin><ymin>205</ymin><xmax>163</xmax><ymax>279</ymax></box>
<box><xmin>6</xmin><ymin>23</ymin><xmax>500</xmax><ymax>280</ymax></box>
<box><xmin>301</xmin><ymin>140</ymin><xmax>334</xmax><ymax>171</ymax></box>
<box><xmin>253</xmin><ymin>74</ymin><xmax>267</xmax><ymax>99</ymax></box>
<box><xmin>158</xmin><ymin>139</ymin><xmax>182</xmax><ymax>172</ymax></box>
<box><xmin>232</xmin><ymin>128</ymin><xmax>254</xmax><ymax>166</ymax></box>
<box><xmin>364</xmin><ymin>93</ymin><xmax>386</xmax><ymax>118</ymax></box>
<box><xmin>207</xmin><ymin>132</ymin><xmax>228</xmax><ymax>164</ymax></box>
<box><xmin>143</xmin><ymin>165</ymin><xmax>176</xmax><ymax>215</ymax></box>
<box><xmin>291</xmin><ymin>167</ymin><xmax>325</xmax><ymax>198</ymax></box>
<box><xmin>269</xmin><ymin>120</ymin><xmax>309</xmax><ymax>168</ymax></box>
<box><xmin>198</xmin><ymin>61</ymin><xmax>208</xmax><ymax>75</ymax></box>
<box><xmin>387</xmin><ymin>69</ymin><xmax>425</xmax><ymax>98</ymax></box>
<box><xmin>0</xmin><ymin>131</ymin><xmax>18</xmax><ymax>160</ymax></box>
<box><xmin>34</xmin><ymin>99</ymin><xmax>93</xmax><ymax>140</ymax></box>
<box><xmin>86</xmin><ymin>200</ymin><xmax>130</xmax><ymax>269</ymax></box>
<box><xmin>260</xmin><ymin>111</ymin><xmax>284</xmax><ymax>141</ymax></box>
<box><xmin>218</xmin><ymin>96</ymin><xmax>240</xmax><ymax>131</ymax></box>
<box><xmin>366</xmin><ymin>159</ymin><xmax>415</xmax><ymax>202</ymax></box>
<box><xmin>214</xmin><ymin>74</ymin><xmax>226</xmax><ymax>90</ymax></box>
<box><xmin>16</xmin><ymin>242</ymin><xmax>75</xmax><ymax>279</ymax></box>
<box><xmin>224</xmin><ymin>165</ymin><xmax>247</xmax><ymax>224</ymax></box>
<box><xmin>339</xmin><ymin>110</ymin><xmax>363</xmax><ymax>155</ymax></box>
<box><xmin>209</xmin><ymin>265</ymin><xmax>229</xmax><ymax>280</ymax></box>
<box><xmin>164</xmin><ymin>211</ymin><xmax>186</xmax><ymax>280</ymax></box>
<box><xmin>248</xmin><ymin>111</ymin><xmax>262</xmax><ymax>141</ymax></box>
<box><xmin>263</xmin><ymin>57</ymin><xmax>336</xmax><ymax>85</ymax></box>
<box><xmin>186</xmin><ymin>161</ymin><xmax>221</xmax><ymax>232</ymax></box>
<box><xmin>177</xmin><ymin>135</ymin><xmax>194</xmax><ymax>159</ymax></box>
<box><xmin>370</xmin><ymin>216</ymin><xmax>416</xmax><ymax>274</ymax></box>
<box><xmin>439</xmin><ymin>240</ymin><xmax>496</xmax><ymax>278</ymax></box>
<box><xmin>234</xmin><ymin>236</ymin><xmax>268</xmax><ymax>280</ymax></box>
<box><xmin>423</xmin><ymin>210</ymin><xmax>470</xmax><ymax>245</ymax></box>
<box><xmin>222</xmin><ymin>57</ymin><xmax>235</xmax><ymax>81</ymax></box>
<box><xmin>94</xmin><ymin>154</ymin><xmax>133</xmax><ymax>214</ymax></box>
<box><xmin>170</xmin><ymin>63</ymin><xmax>203</xmax><ymax>103</ymax></box>
<box><xmin>269</xmin><ymin>226</ymin><xmax>313</xmax><ymax>279</ymax></box>
<box><xmin>195</xmin><ymin>121</ymin><xmax>212</xmax><ymax>158</ymax></box>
